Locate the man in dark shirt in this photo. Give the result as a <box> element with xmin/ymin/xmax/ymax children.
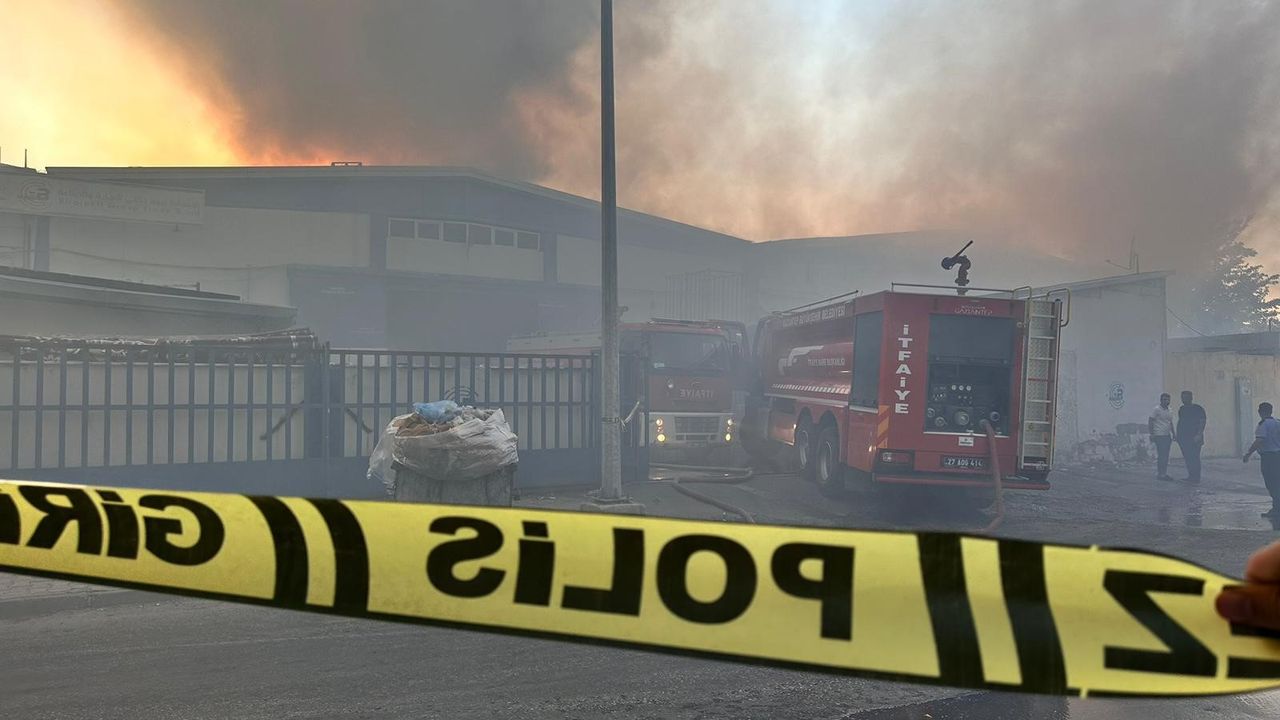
<box><xmin>1177</xmin><ymin>390</ymin><xmax>1207</xmax><ymax>482</ymax></box>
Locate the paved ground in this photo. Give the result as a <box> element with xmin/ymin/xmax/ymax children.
<box><xmin>3</xmin><ymin>455</ymin><xmax>1280</xmax><ymax>718</ymax></box>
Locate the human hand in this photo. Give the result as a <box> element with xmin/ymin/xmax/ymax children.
<box><xmin>1217</xmin><ymin>542</ymin><xmax>1280</xmax><ymax>630</ymax></box>
<box><xmin>1244</xmin><ymin>452</ymin><xmax>1253</xmax><ymax>463</ymax></box>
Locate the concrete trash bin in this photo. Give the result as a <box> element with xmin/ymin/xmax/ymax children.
<box><xmin>390</xmin><ymin>461</ymin><xmax>515</xmax><ymax>507</ymax></box>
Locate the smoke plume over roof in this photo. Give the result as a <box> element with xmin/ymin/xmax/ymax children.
<box><xmin>118</xmin><ymin>0</ymin><xmax>1280</xmax><ymax>270</ymax></box>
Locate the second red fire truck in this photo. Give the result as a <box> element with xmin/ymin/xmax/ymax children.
<box><xmin>508</xmin><ymin>320</ymin><xmax>737</xmax><ymax>463</ymax></box>
<box><xmin>741</xmin><ymin>286</ymin><xmax>1066</xmax><ymax>496</ymax></box>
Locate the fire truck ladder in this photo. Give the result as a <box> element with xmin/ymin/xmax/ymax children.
<box><xmin>1018</xmin><ymin>292</ymin><xmax>1068</xmax><ymax>473</ymax></box>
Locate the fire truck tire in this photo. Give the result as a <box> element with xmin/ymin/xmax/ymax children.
<box><xmin>815</xmin><ymin>426</ymin><xmax>845</xmax><ymax>496</ymax></box>
<box><xmin>794</xmin><ymin>418</ymin><xmax>816</xmax><ymax>480</ymax></box>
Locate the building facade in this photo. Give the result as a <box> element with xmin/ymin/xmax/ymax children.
<box><xmin>1167</xmin><ymin>332</ymin><xmax>1280</xmax><ymax>458</ymax></box>
<box><xmin>33</xmin><ymin>165</ymin><xmax>751</xmax><ymax>350</ymax></box>
<box><xmin>1036</xmin><ymin>272</ymin><xmax>1171</xmax><ymax>464</ymax></box>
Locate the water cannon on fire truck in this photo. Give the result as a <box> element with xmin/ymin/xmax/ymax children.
<box><xmin>940</xmin><ymin>240</ymin><xmax>974</xmax><ymax>295</ymax></box>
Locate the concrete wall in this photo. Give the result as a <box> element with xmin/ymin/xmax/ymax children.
<box><xmin>287</xmin><ymin>267</ymin><xmax>601</xmax><ymax>351</ymax></box>
<box><xmin>0</xmin><ymin>211</ymin><xmax>30</xmax><ymax>267</ymax></box>
<box><xmin>556</xmin><ymin>234</ymin><xmax>748</xmax><ymax>323</ymax></box>
<box><xmin>1051</xmin><ymin>277</ymin><xmax>1167</xmax><ymax>459</ymax></box>
<box><xmin>1165</xmin><ymin>352</ymin><xmax>1280</xmax><ymax>457</ymax></box>
<box><xmin>45</xmin><ymin>206</ymin><xmax>369</xmax><ymax>304</ymax></box>
<box><xmin>386</xmin><ymin>234</ymin><xmax>543</xmax><ymax>282</ymax></box>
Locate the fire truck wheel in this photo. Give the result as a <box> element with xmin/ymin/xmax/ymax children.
<box><xmin>815</xmin><ymin>426</ymin><xmax>845</xmax><ymax>496</ymax></box>
<box><xmin>794</xmin><ymin>418</ymin><xmax>816</xmax><ymax>480</ymax></box>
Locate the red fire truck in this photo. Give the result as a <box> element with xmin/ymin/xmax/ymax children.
<box><xmin>651</xmin><ymin>318</ymin><xmax>752</xmax><ymax>419</ymax></box>
<box><xmin>741</xmin><ymin>286</ymin><xmax>1066</xmax><ymax>495</ymax></box>
<box><xmin>507</xmin><ymin>320</ymin><xmax>736</xmax><ymax>461</ymax></box>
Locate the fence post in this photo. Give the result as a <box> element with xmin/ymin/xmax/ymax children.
<box><xmin>303</xmin><ymin>348</ymin><xmax>329</xmax><ymax>459</ymax></box>
<box><xmin>591</xmin><ymin>350</ymin><xmax>602</xmax><ymax>484</ymax></box>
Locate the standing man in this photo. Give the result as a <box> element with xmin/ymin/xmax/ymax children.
<box><xmin>1149</xmin><ymin>392</ymin><xmax>1175</xmax><ymax>482</ymax></box>
<box><xmin>1177</xmin><ymin>390</ymin><xmax>1207</xmax><ymax>483</ymax></box>
<box><xmin>1244</xmin><ymin>402</ymin><xmax>1280</xmax><ymax>517</ymax></box>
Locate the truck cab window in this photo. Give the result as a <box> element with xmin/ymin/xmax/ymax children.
<box><xmin>646</xmin><ymin>332</ymin><xmax>727</xmax><ymax>374</ymax></box>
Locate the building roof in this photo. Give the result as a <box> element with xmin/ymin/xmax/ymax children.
<box><xmin>0</xmin><ymin>266</ymin><xmax>240</xmax><ymax>300</ymax></box>
<box><xmin>46</xmin><ymin>164</ymin><xmax>749</xmax><ymax>248</ymax></box>
<box><xmin>1033</xmin><ymin>270</ymin><xmax>1174</xmax><ymax>294</ymax></box>
<box><xmin>1167</xmin><ymin>331</ymin><xmax>1280</xmax><ymax>355</ymax></box>
<box><xmin>0</xmin><ymin>267</ymin><xmax>295</xmax><ymax>320</ymax></box>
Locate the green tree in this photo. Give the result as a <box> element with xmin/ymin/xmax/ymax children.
<box><xmin>1194</xmin><ymin>222</ymin><xmax>1280</xmax><ymax>334</ymax></box>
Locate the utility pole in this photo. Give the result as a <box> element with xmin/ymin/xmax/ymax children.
<box><xmin>598</xmin><ymin>0</ymin><xmax>623</xmax><ymax>501</ymax></box>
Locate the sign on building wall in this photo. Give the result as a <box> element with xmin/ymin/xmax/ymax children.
<box><xmin>0</xmin><ymin>172</ymin><xmax>204</xmax><ymax>225</ymax></box>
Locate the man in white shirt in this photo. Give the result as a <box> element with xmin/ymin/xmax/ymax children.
<box><xmin>1149</xmin><ymin>392</ymin><xmax>1175</xmax><ymax>482</ymax></box>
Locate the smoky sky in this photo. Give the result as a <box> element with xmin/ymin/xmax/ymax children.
<box><xmin>121</xmin><ymin>0</ymin><xmax>1280</xmax><ymax>270</ymax></box>
<box><xmin>123</xmin><ymin>0</ymin><xmax>599</xmax><ymax>176</ymax></box>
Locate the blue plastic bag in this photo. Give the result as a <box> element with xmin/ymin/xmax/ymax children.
<box><xmin>413</xmin><ymin>400</ymin><xmax>459</xmax><ymax>423</ymax></box>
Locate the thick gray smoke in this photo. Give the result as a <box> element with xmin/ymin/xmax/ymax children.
<box><xmin>123</xmin><ymin>0</ymin><xmax>599</xmax><ymax>177</ymax></box>
<box><xmin>123</xmin><ymin>0</ymin><xmax>1280</xmax><ymax>272</ymax></box>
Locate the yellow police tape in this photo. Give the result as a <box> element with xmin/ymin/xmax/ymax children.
<box><xmin>1</xmin><ymin>479</ymin><xmax>1278</xmax><ymax>698</ymax></box>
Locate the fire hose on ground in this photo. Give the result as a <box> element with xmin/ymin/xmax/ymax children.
<box><xmin>644</xmin><ymin>463</ymin><xmax>757</xmax><ymax>524</ymax></box>
<box><xmin>617</xmin><ymin>402</ymin><xmax>758</xmax><ymax>523</ymax></box>
<box><xmin>618</xmin><ymin>405</ymin><xmax>1003</xmax><ymax>531</ymax></box>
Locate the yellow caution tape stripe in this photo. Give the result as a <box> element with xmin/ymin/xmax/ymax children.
<box><xmin>1</xmin><ymin>479</ymin><xmax>1277</xmax><ymax>698</ymax></box>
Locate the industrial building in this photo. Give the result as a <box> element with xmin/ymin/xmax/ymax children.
<box><xmin>0</xmin><ymin>161</ymin><xmax>1171</xmax><ymax>462</ymax></box>
<box><xmin>4</xmin><ymin>163</ymin><xmax>1112</xmax><ymax>346</ymax></box>
<box><xmin>18</xmin><ymin>164</ymin><xmax>753</xmax><ymax>350</ymax></box>
<box><xmin>1032</xmin><ymin>271</ymin><xmax>1171</xmax><ymax>464</ymax></box>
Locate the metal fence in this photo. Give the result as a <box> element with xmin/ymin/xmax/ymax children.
<box><xmin>328</xmin><ymin>349</ymin><xmax>597</xmax><ymax>458</ymax></box>
<box><xmin>0</xmin><ymin>338</ymin><xmax>600</xmax><ymax>495</ymax></box>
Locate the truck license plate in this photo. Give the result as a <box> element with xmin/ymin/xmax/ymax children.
<box><xmin>942</xmin><ymin>456</ymin><xmax>986</xmax><ymax>470</ymax></box>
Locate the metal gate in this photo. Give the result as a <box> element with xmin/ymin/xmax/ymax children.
<box><xmin>328</xmin><ymin>349</ymin><xmax>598</xmax><ymax>489</ymax></box>
<box><xmin>0</xmin><ymin>338</ymin><xmax>600</xmax><ymax>496</ymax></box>
<box><xmin>619</xmin><ymin>351</ymin><xmax>650</xmax><ymax>485</ymax></box>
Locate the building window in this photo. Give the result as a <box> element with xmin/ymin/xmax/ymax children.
<box><xmin>393</xmin><ymin>217</ymin><xmax>540</xmax><ymax>251</ymax></box>
<box><xmin>443</xmin><ymin>222</ymin><xmax>467</xmax><ymax>243</ymax></box>
<box><xmin>417</xmin><ymin>221</ymin><xmax>440</xmax><ymax>240</ymax></box>
<box><xmin>388</xmin><ymin>218</ymin><xmax>415</xmax><ymax>239</ymax></box>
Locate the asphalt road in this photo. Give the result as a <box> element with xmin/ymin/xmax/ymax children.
<box><xmin>5</xmin><ymin>459</ymin><xmax>1280</xmax><ymax>719</ymax></box>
